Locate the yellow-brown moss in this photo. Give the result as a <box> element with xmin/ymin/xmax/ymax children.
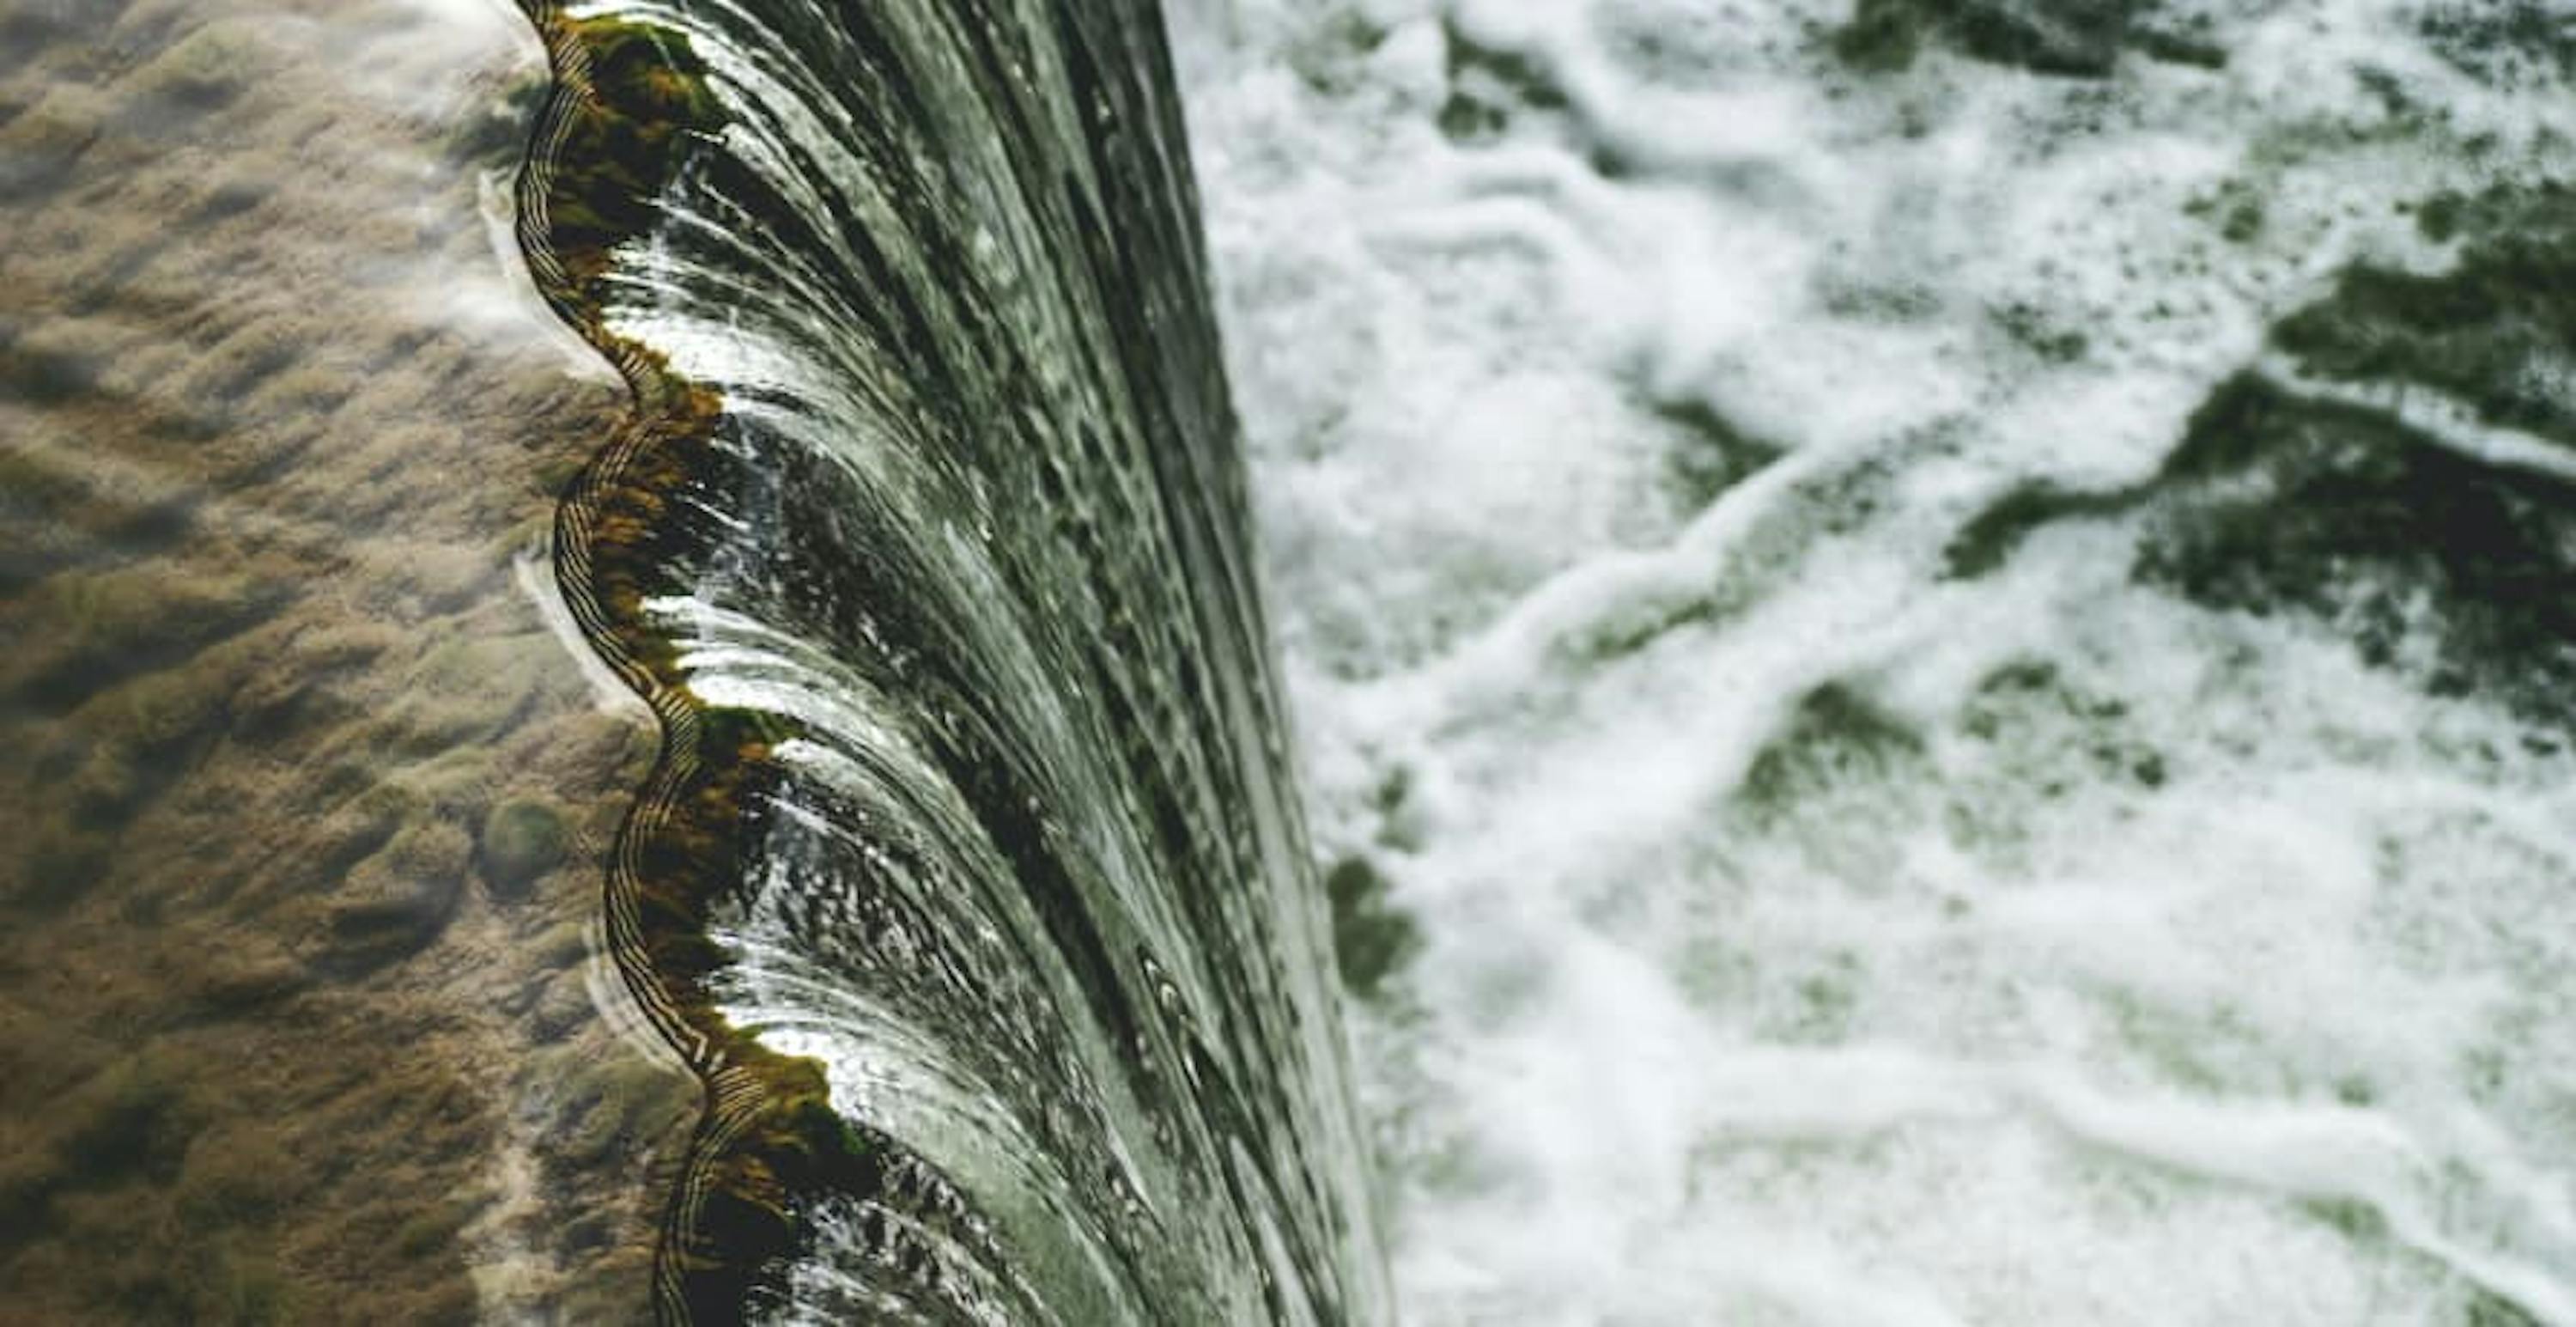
<box><xmin>516</xmin><ymin>3</ymin><xmax>873</xmax><ymax>1315</ymax></box>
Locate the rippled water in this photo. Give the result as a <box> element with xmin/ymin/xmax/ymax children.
<box><xmin>0</xmin><ymin>0</ymin><xmax>695</xmax><ymax>1318</ymax></box>
<box><xmin>1176</xmin><ymin>1</ymin><xmax>2576</xmax><ymax>1322</ymax></box>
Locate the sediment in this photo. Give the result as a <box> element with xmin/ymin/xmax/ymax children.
<box><xmin>0</xmin><ymin>1</ymin><xmax>703</xmax><ymax>1320</ymax></box>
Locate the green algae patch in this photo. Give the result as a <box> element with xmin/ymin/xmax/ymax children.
<box><xmin>1955</xmin><ymin>173</ymin><xmax>2576</xmax><ymax>676</ymax></box>
<box><xmin>1829</xmin><ymin>0</ymin><xmax>2223</xmax><ymax>78</ymax></box>
<box><xmin>2419</xmin><ymin>2</ymin><xmax>2576</xmax><ymax>88</ymax></box>
<box><xmin>2275</xmin><ymin>181</ymin><xmax>2576</xmax><ymax>442</ymax></box>
<box><xmin>1941</xmin><ymin>480</ymin><xmax>2130</xmax><ymax>580</ymax></box>
<box><xmin>2140</xmin><ymin>379</ymin><xmax>2576</xmax><ymax>729</ymax></box>
<box><xmin>1944</xmin><ymin>374</ymin><xmax>2576</xmax><ymax>733</ymax></box>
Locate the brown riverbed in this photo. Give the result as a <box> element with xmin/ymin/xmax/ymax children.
<box><xmin>1</xmin><ymin>0</ymin><xmax>695</xmax><ymax>1319</ymax></box>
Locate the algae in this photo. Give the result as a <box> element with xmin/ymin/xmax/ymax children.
<box><xmin>1946</xmin><ymin>374</ymin><xmax>2576</xmax><ymax>731</ymax></box>
<box><xmin>1324</xmin><ymin>855</ymin><xmax>1421</xmax><ymax>1001</ymax></box>
<box><xmin>2275</xmin><ymin>181</ymin><xmax>2576</xmax><ymax>441</ymax></box>
<box><xmin>1830</xmin><ymin>0</ymin><xmax>2221</xmax><ymax>78</ymax></box>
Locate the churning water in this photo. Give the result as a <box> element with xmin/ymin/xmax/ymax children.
<box><xmin>1173</xmin><ymin>1</ymin><xmax>2576</xmax><ymax>1324</ymax></box>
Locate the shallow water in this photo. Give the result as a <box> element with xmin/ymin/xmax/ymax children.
<box><xmin>1173</xmin><ymin>1</ymin><xmax>2576</xmax><ymax>1322</ymax></box>
<box><xmin>0</xmin><ymin>0</ymin><xmax>689</xmax><ymax>1320</ymax></box>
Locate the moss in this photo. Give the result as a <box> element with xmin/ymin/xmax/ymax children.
<box><xmin>668</xmin><ymin>1053</ymin><xmax>887</xmax><ymax>1322</ymax></box>
<box><xmin>519</xmin><ymin>10</ymin><xmax>908</xmax><ymax>1314</ymax></box>
<box><xmin>537</xmin><ymin>15</ymin><xmax>726</xmax><ymax>301</ymax></box>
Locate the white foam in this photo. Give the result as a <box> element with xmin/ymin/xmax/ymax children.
<box><xmin>1176</xmin><ymin>0</ymin><xmax>2576</xmax><ymax>1321</ymax></box>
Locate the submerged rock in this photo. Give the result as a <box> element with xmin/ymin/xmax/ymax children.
<box><xmin>478</xmin><ymin>795</ymin><xmax>569</xmax><ymax>898</ymax></box>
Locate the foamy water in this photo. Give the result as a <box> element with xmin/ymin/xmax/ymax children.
<box><xmin>1174</xmin><ymin>1</ymin><xmax>2576</xmax><ymax>1321</ymax></box>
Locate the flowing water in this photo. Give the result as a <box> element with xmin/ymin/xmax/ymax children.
<box><xmin>519</xmin><ymin>0</ymin><xmax>2576</xmax><ymax>1322</ymax></box>
<box><xmin>529</xmin><ymin>1</ymin><xmax>1382</xmax><ymax>1321</ymax></box>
